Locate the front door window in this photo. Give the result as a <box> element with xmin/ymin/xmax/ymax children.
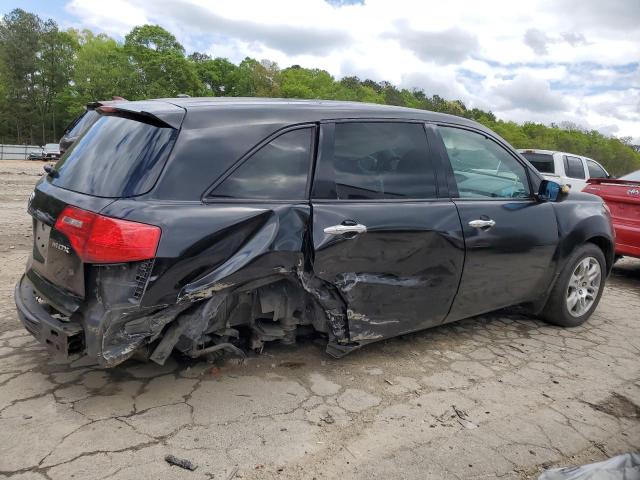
<box><xmin>438</xmin><ymin>126</ymin><xmax>530</xmax><ymax>199</ymax></box>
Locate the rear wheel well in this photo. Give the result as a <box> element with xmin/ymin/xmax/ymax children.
<box><xmin>585</xmin><ymin>236</ymin><xmax>613</xmax><ymax>272</ymax></box>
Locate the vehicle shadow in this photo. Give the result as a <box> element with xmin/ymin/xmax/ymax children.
<box><xmin>610</xmin><ymin>257</ymin><xmax>640</xmax><ymax>285</ymax></box>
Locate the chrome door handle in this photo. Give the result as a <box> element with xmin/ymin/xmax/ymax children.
<box><xmin>469</xmin><ymin>219</ymin><xmax>496</xmax><ymax>229</ymax></box>
<box><xmin>324</xmin><ymin>224</ymin><xmax>367</xmax><ymax>235</ymax></box>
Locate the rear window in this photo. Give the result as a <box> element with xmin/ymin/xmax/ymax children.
<box><xmin>51</xmin><ymin>114</ymin><xmax>176</xmax><ymax>198</ymax></box>
<box><xmin>586</xmin><ymin>159</ymin><xmax>607</xmax><ymax>178</ymax></box>
<box><xmin>208</xmin><ymin>127</ymin><xmax>313</xmax><ymax>200</ymax></box>
<box><xmin>564</xmin><ymin>156</ymin><xmax>585</xmax><ymax>179</ymax></box>
<box><xmin>521</xmin><ymin>152</ymin><xmax>555</xmax><ymax>174</ymax></box>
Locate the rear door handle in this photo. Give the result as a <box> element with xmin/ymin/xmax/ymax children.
<box><xmin>468</xmin><ymin>219</ymin><xmax>496</xmax><ymax>229</ymax></box>
<box><xmin>324</xmin><ymin>224</ymin><xmax>367</xmax><ymax>235</ymax></box>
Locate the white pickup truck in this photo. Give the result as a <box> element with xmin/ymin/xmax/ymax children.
<box><xmin>518</xmin><ymin>149</ymin><xmax>610</xmax><ymax>192</ymax></box>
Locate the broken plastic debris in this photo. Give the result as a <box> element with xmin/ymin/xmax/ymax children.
<box><xmin>452</xmin><ymin>405</ymin><xmax>478</xmax><ymax>429</ymax></box>
<box><xmin>224</xmin><ymin>465</ymin><xmax>239</xmax><ymax>480</ymax></box>
<box><xmin>165</xmin><ymin>454</ymin><xmax>197</xmax><ymax>471</ymax></box>
<box><xmin>538</xmin><ymin>453</ymin><xmax>640</xmax><ymax>480</ymax></box>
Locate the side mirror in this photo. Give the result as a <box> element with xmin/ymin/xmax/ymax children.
<box><xmin>538</xmin><ymin>180</ymin><xmax>569</xmax><ymax>202</ymax></box>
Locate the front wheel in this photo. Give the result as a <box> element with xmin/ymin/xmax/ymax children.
<box><xmin>540</xmin><ymin>243</ymin><xmax>606</xmax><ymax>327</ymax></box>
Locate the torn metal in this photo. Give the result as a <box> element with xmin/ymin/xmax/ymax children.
<box><xmin>20</xmin><ymin>200</ymin><xmax>464</xmax><ymax>367</ymax></box>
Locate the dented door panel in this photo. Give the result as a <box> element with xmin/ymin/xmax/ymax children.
<box><xmin>100</xmin><ymin>199</ymin><xmax>312</xmax><ymax>306</ymax></box>
<box><xmin>311</xmin><ymin>201</ymin><xmax>465</xmax><ymax>343</ymax></box>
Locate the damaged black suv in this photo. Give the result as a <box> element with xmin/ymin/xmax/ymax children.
<box><xmin>16</xmin><ymin>98</ymin><xmax>615</xmax><ymax>367</ymax></box>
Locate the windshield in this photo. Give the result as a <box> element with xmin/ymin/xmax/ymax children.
<box><xmin>51</xmin><ymin>114</ymin><xmax>176</xmax><ymax>198</ymax></box>
<box><xmin>621</xmin><ymin>170</ymin><xmax>640</xmax><ymax>181</ymax></box>
<box><xmin>520</xmin><ymin>152</ymin><xmax>555</xmax><ymax>174</ymax></box>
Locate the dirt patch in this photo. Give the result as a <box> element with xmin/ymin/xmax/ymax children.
<box><xmin>278</xmin><ymin>361</ymin><xmax>306</xmax><ymax>369</ymax></box>
<box><xmin>586</xmin><ymin>392</ymin><xmax>640</xmax><ymax>419</ymax></box>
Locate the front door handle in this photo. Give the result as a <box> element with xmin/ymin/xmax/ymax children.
<box><xmin>324</xmin><ymin>224</ymin><xmax>367</xmax><ymax>235</ymax></box>
<box><xmin>468</xmin><ymin>219</ymin><xmax>496</xmax><ymax>229</ymax></box>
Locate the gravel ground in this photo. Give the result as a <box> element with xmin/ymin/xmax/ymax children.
<box><xmin>0</xmin><ymin>160</ymin><xmax>638</xmax><ymax>480</ymax></box>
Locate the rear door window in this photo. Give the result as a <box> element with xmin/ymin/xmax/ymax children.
<box><xmin>439</xmin><ymin>126</ymin><xmax>530</xmax><ymax>199</ymax></box>
<box><xmin>520</xmin><ymin>152</ymin><xmax>555</xmax><ymax>174</ymax></box>
<box><xmin>586</xmin><ymin>159</ymin><xmax>607</xmax><ymax>178</ymax></box>
<box><xmin>564</xmin><ymin>156</ymin><xmax>586</xmax><ymax>179</ymax></box>
<box><xmin>314</xmin><ymin>122</ymin><xmax>437</xmax><ymax>199</ymax></box>
<box><xmin>51</xmin><ymin>114</ymin><xmax>177</xmax><ymax>198</ymax></box>
<box><xmin>208</xmin><ymin>127</ymin><xmax>313</xmax><ymax>200</ymax></box>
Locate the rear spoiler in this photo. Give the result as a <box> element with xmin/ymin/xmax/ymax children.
<box><xmin>86</xmin><ymin>97</ymin><xmax>128</xmax><ymax>110</ymax></box>
<box><xmin>586</xmin><ymin>178</ymin><xmax>640</xmax><ymax>186</ymax></box>
<box><xmin>96</xmin><ymin>102</ymin><xmax>185</xmax><ymax>130</ymax></box>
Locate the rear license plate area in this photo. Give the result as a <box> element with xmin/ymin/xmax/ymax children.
<box><xmin>33</xmin><ymin>219</ymin><xmax>51</xmax><ymax>263</ymax></box>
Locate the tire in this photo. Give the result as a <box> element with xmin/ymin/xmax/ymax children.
<box><xmin>540</xmin><ymin>243</ymin><xmax>606</xmax><ymax>327</ymax></box>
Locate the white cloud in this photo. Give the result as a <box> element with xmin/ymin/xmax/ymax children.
<box><xmin>66</xmin><ymin>0</ymin><xmax>148</xmax><ymax>36</ymax></box>
<box><xmin>385</xmin><ymin>24</ymin><xmax>479</xmax><ymax>65</ymax></box>
<box><xmin>64</xmin><ymin>0</ymin><xmax>640</xmax><ymax>140</ymax></box>
<box><xmin>492</xmin><ymin>74</ymin><xmax>570</xmax><ymax>113</ymax></box>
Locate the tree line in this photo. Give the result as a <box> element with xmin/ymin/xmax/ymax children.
<box><xmin>1</xmin><ymin>8</ymin><xmax>638</xmax><ymax>175</ymax></box>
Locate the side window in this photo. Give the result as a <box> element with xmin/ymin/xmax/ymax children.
<box><xmin>520</xmin><ymin>152</ymin><xmax>555</xmax><ymax>174</ymax></box>
<box><xmin>209</xmin><ymin>127</ymin><xmax>312</xmax><ymax>200</ymax></box>
<box><xmin>319</xmin><ymin>122</ymin><xmax>437</xmax><ymax>200</ymax></box>
<box><xmin>564</xmin><ymin>156</ymin><xmax>586</xmax><ymax>179</ymax></box>
<box><xmin>586</xmin><ymin>159</ymin><xmax>607</xmax><ymax>178</ymax></box>
<box><xmin>439</xmin><ymin>126</ymin><xmax>530</xmax><ymax>199</ymax></box>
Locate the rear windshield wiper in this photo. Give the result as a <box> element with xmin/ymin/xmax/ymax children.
<box><xmin>43</xmin><ymin>164</ymin><xmax>59</xmax><ymax>178</ymax></box>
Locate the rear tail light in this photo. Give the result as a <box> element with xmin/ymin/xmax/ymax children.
<box><xmin>55</xmin><ymin>206</ymin><xmax>161</xmax><ymax>263</ymax></box>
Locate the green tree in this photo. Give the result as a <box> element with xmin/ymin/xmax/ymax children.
<box><xmin>69</xmin><ymin>30</ymin><xmax>138</xmax><ymax>113</ymax></box>
<box><xmin>32</xmin><ymin>21</ymin><xmax>77</xmax><ymax>141</ymax></box>
<box><xmin>233</xmin><ymin>58</ymin><xmax>279</xmax><ymax>97</ymax></box>
<box><xmin>0</xmin><ymin>9</ymin><xmax>77</xmax><ymax>144</ymax></box>
<box><xmin>189</xmin><ymin>53</ymin><xmax>238</xmax><ymax>96</ymax></box>
<box><xmin>0</xmin><ymin>9</ymin><xmax>41</xmax><ymax>143</ymax></box>
<box><xmin>280</xmin><ymin>66</ymin><xmax>337</xmax><ymax>99</ymax></box>
<box><xmin>334</xmin><ymin>76</ymin><xmax>383</xmax><ymax>103</ymax></box>
<box><xmin>124</xmin><ymin>25</ymin><xmax>202</xmax><ymax>98</ymax></box>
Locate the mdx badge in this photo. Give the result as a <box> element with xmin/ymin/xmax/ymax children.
<box><xmin>51</xmin><ymin>240</ymin><xmax>70</xmax><ymax>254</ymax></box>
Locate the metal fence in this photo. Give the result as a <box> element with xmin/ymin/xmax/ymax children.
<box><xmin>0</xmin><ymin>144</ymin><xmax>43</xmax><ymax>160</ymax></box>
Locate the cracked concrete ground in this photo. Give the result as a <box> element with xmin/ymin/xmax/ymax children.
<box><xmin>0</xmin><ymin>160</ymin><xmax>639</xmax><ymax>480</ymax></box>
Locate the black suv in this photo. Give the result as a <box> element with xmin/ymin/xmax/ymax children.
<box><xmin>15</xmin><ymin>98</ymin><xmax>615</xmax><ymax>367</ymax></box>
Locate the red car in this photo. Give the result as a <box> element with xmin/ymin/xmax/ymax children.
<box><xmin>584</xmin><ymin>170</ymin><xmax>640</xmax><ymax>258</ymax></box>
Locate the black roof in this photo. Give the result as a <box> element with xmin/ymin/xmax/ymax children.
<box><xmin>117</xmin><ymin>97</ymin><xmax>484</xmax><ymax>131</ymax></box>
<box><xmin>118</xmin><ymin>97</ymin><xmax>499</xmax><ymax>201</ymax></box>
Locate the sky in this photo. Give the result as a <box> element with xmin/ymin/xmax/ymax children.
<box><xmin>3</xmin><ymin>0</ymin><xmax>640</xmax><ymax>142</ymax></box>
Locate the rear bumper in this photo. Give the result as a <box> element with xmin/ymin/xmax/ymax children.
<box><xmin>15</xmin><ymin>275</ymin><xmax>85</xmax><ymax>360</ymax></box>
<box><xmin>15</xmin><ymin>272</ymin><xmax>188</xmax><ymax>368</ymax></box>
